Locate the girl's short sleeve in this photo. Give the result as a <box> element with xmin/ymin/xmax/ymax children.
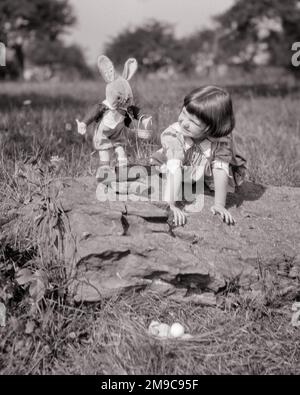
<box><xmin>161</xmin><ymin>129</ymin><xmax>185</xmax><ymax>162</ymax></box>
<box><xmin>213</xmin><ymin>134</ymin><xmax>233</xmax><ymax>163</ymax></box>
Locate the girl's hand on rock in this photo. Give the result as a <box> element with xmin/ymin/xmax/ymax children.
<box><xmin>211</xmin><ymin>204</ymin><xmax>235</xmax><ymax>225</ymax></box>
<box><xmin>169</xmin><ymin>204</ymin><xmax>186</xmax><ymax>227</ymax></box>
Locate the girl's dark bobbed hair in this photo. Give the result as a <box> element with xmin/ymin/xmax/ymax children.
<box><xmin>183</xmin><ymin>85</ymin><xmax>235</xmax><ymax>138</ymax></box>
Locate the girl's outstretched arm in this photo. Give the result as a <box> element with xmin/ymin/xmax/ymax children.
<box><xmin>164</xmin><ymin>160</ymin><xmax>186</xmax><ymax>226</ymax></box>
<box><xmin>211</xmin><ymin>168</ymin><xmax>235</xmax><ymax>225</ymax></box>
<box><xmin>160</xmin><ymin>129</ymin><xmax>186</xmax><ymax>226</ymax></box>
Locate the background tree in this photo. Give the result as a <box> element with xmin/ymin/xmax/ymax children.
<box><xmin>105</xmin><ymin>20</ymin><xmax>183</xmax><ymax>73</ymax></box>
<box><xmin>182</xmin><ymin>29</ymin><xmax>218</xmax><ymax>74</ymax></box>
<box><xmin>0</xmin><ymin>0</ymin><xmax>77</xmax><ymax>78</ymax></box>
<box><xmin>26</xmin><ymin>39</ymin><xmax>93</xmax><ymax>79</ymax></box>
<box><xmin>214</xmin><ymin>0</ymin><xmax>300</xmax><ymax>70</ymax></box>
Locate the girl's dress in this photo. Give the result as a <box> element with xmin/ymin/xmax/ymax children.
<box><xmin>151</xmin><ymin>122</ymin><xmax>247</xmax><ymax>193</ymax></box>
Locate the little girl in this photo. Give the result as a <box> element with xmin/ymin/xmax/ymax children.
<box><xmin>151</xmin><ymin>85</ymin><xmax>247</xmax><ymax>226</ymax></box>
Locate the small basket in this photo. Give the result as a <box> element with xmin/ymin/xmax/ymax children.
<box><xmin>133</xmin><ymin>115</ymin><xmax>153</xmax><ymax>140</ymax></box>
<box><xmin>137</xmin><ymin>129</ymin><xmax>153</xmax><ymax>140</ymax></box>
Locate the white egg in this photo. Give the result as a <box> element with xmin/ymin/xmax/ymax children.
<box><xmin>148</xmin><ymin>320</ymin><xmax>160</xmax><ymax>336</ymax></box>
<box><xmin>148</xmin><ymin>321</ymin><xmax>171</xmax><ymax>338</ymax></box>
<box><xmin>170</xmin><ymin>323</ymin><xmax>185</xmax><ymax>338</ymax></box>
<box><xmin>157</xmin><ymin>323</ymin><xmax>171</xmax><ymax>338</ymax></box>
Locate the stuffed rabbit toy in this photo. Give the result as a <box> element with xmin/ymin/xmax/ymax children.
<box><xmin>76</xmin><ymin>55</ymin><xmax>152</xmax><ymax>181</ymax></box>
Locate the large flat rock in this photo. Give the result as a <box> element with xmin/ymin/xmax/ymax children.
<box><xmin>56</xmin><ymin>176</ymin><xmax>300</xmax><ymax>302</ymax></box>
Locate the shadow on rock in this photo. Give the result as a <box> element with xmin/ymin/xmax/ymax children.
<box><xmin>226</xmin><ymin>181</ymin><xmax>267</xmax><ymax>209</ymax></box>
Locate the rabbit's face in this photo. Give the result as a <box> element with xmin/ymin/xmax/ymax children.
<box><xmin>106</xmin><ymin>77</ymin><xmax>133</xmax><ymax>110</ymax></box>
<box><xmin>98</xmin><ymin>56</ymin><xmax>138</xmax><ymax>110</ymax></box>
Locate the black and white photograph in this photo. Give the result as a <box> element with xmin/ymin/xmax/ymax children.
<box><xmin>0</xmin><ymin>0</ymin><xmax>300</xmax><ymax>376</ymax></box>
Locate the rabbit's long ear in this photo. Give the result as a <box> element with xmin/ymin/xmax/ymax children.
<box><xmin>122</xmin><ymin>58</ymin><xmax>138</xmax><ymax>81</ymax></box>
<box><xmin>97</xmin><ymin>55</ymin><xmax>116</xmax><ymax>83</ymax></box>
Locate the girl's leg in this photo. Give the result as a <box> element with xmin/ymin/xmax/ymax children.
<box><xmin>183</xmin><ymin>168</ymin><xmax>205</xmax><ymax>213</ymax></box>
<box><xmin>184</xmin><ymin>185</ymin><xmax>204</xmax><ymax>213</ymax></box>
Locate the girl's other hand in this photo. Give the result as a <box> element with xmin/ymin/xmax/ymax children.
<box><xmin>169</xmin><ymin>204</ymin><xmax>186</xmax><ymax>227</ymax></box>
<box><xmin>211</xmin><ymin>204</ymin><xmax>235</xmax><ymax>225</ymax></box>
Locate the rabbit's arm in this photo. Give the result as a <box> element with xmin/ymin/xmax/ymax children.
<box><xmin>127</xmin><ymin>105</ymin><xmax>142</xmax><ymax>119</ymax></box>
<box><xmin>82</xmin><ymin>103</ymin><xmax>107</xmax><ymax>126</ymax></box>
<box><xmin>126</xmin><ymin>105</ymin><xmax>152</xmax><ymax>128</ymax></box>
<box><xmin>126</xmin><ymin>105</ymin><xmax>142</xmax><ymax>125</ymax></box>
<box><xmin>124</xmin><ymin>105</ymin><xmax>140</xmax><ymax>127</ymax></box>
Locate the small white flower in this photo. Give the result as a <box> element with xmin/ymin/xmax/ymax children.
<box><xmin>0</xmin><ymin>303</ymin><xmax>6</xmax><ymax>327</ymax></box>
<box><xmin>65</xmin><ymin>123</ymin><xmax>72</xmax><ymax>131</ymax></box>
<box><xmin>4</xmin><ymin>22</ymin><xmax>11</xmax><ymax>31</ymax></box>
<box><xmin>50</xmin><ymin>155</ymin><xmax>64</xmax><ymax>164</ymax></box>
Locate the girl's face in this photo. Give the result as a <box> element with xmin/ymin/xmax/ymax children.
<box><xmin>178</xmin><ymin>107</ymin><xmax>206</xmax><ymax>139</ymax></box>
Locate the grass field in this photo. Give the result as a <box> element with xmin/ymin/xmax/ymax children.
<box><xmin>0</xmin><ymin>77</ymin><xmax>300</xmax><ymax>374</ymax></box>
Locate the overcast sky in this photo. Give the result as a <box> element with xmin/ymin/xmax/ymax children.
<box><xmin>65</xmin><ymin>0</ymin><xmax>234</xmax><ymax>64</ymax></box>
